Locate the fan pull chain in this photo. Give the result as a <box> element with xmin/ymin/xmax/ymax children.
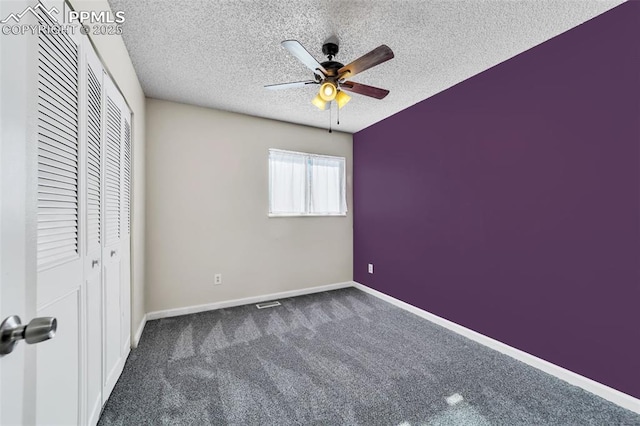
<box><xmin>329</xmin><ymin>102</ymin><xmax>332</xmax><ymax>133</ymax></box>
<box><xmin>337</xmin><ymin>103</ymin><xmax>340</xmax><ymax>125</ymax></box>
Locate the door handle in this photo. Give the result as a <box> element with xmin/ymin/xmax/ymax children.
<box><xmin>92</xmin><ymin>259</ymin><xmax>100</xmax><ymax>268</ymax></box>
<box><xmin>110</xmin><ymin>250</ymin><xmax>116</xmax><ymax>257</ymax></box>
<box><xmin>0</xmin><ymin>315</ymin><xmax>57</xmax><ymax>356</ymax></box>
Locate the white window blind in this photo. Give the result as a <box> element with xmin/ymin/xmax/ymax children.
<box><xmin>269</xmin><ymin>149</ymin><xmax>346</xmax><ymax>216</ymax></box>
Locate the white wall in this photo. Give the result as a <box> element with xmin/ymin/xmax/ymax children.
<box><xmin>146</xmin><ymin>98</ymin><xmax>353</xmax><ymax>312</ymax></box>
<box><xmin>68</xmin><ymin>0</ymin><xmax>146</xmax><ymax>342</ymax></box>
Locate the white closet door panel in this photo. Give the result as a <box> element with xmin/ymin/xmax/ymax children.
<box><xmin>35</xmin><ymin>2</ymin><xmax>83</xmax><ymax>425</ymax></box>
<box><xmin>120</xmin><ymin>113</ymin><xmax>132</xmax><ymax>354</ymax></box>
<box><xmin>120</xmin><ymin>253</ymin><xmax>131</xmax><ymax>355</ymax></box>
<box><xmin>84</xmin><ymin>39</ymin><xmax>104</xmax><ymax>426</ymax></box>
<box><xmin>36</xmin><ymin>290</ymin><xmax>81</xmax><ymax>426</ymax></box>
<box><xmin>103</xmin><ymin>261</ymin><xmax>122</xmax><ymax>399</ymax></box>
<box><xmin>102</xmin><ymin>75</ymin><xmax>125</xmax><ymax>404</ymax></box>
<box><xmin>87</xmin><ymin>271</ymin><xmax>102</xmax><ymax>425</ymax></box>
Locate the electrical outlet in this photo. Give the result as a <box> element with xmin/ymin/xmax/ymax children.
<box><xmin>214</xmin><ymin>273</ymin><xmax>222</xmax><ymax>285</ymax></box>
<box><xmin>368</xmin><ymin>264</ymin><xmax>374</xmax><ymax>274</ymax></box>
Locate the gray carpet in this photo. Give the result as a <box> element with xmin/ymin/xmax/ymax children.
<box><xmin>98</xmin><ymin>287</ymin><xmax>640</xmax><ymax>425</ymax></box>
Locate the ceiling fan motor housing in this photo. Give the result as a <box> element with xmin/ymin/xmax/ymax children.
<box><xmin>320</xmin><ymin>60</ymin><xmax>344</xmax><ymax>78</ymax></box>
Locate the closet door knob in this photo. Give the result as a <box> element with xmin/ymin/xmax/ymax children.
<box><xmin>92</xmin><ymin>259</ymin><xmax>99</xmax><ymax>268</ymax></box>
<box><xmin>110</xmin><ymin>250</ymin><xmax>116</xmax><ymax>257</ymax></box>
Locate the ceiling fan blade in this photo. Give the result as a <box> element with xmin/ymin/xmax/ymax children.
<box><xmin>281</xmin><ymin>40</ymin><xmax>328</xmax><ymax>76</ymax></box>
<box><xmin>338</xmin><ymin>45</ymin><xmax>394</xmax><ymax>79</ymax></box>
<box><xmin>264</xmin><ymin>80</ymin><xmax>317</xmax><ymax>90</ymax></box>
<box><xmin>340</xmin><ymin>81</ymin><xmax>389</xmax><ymax>99</ymax></box>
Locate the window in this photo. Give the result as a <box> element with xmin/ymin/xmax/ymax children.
<box><xmin>269</xmin><ymin>149</ymin><xmax>347</xmax><ymax>216</ymax></box>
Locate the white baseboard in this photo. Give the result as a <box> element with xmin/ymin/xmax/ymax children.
<box><xmin>353</xmin><ymin>282</ymin><xmax>640</xmax><ymax>414</ymax></box>
<box><xmin>145</xmin><ymin>281</ymin><xmax>353</xmax><ymax>321</ymax></box>
<box><xmin>132</xmin><ymin>314</ymin><xmax>147</xmax><ymax>348</ymax></box>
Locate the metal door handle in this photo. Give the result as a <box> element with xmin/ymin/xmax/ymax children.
<box><xmin>110</xmin><ymin>250</ymin><xmax>116</xmax><ymax>257</ymax></box>
<box><xmin>0</xmin><ymin>315</ymin><xmax>57</xmax><ymax>356</ymax></box>
<box><xmin>92</xmin><ymin>259</ymin><xmax>99</xmax><ymax>268</ymax></box>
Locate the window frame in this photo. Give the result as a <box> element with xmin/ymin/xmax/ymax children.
<box><xmin>268</xmin><ymin>148</ymin><xmax>347</xmax><ymax>217</ymax></box>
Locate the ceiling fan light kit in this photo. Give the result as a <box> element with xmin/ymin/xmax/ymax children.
<box><xmin>265</xmin><ymin>38</ymin><xmax>394</xmax><ymax>129</ymax></box>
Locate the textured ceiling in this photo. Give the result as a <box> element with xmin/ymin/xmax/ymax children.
<box><xmin>108</xmin><ymin>0</ymin><xmax>624</xmax><ymax>133</ymax></box>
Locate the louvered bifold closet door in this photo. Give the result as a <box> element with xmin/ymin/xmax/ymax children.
<box><xmin>120</xmin><ymin>113</ymin><xmax>132</xmax><ymax>358</ymax></box>
<box><xmin>35</xmin><ymin>2</ymin><xmax>84</xmax><ymax>425</ymax></box>
<box><xmin>85</xmin><ymin>45</ymin><xmax>105</xmax><ymax>426</ymax></box>
<box><xmin>102</xmin><ymin>75</ymin><xmax>125</xmax><ymax>403</ymax></box>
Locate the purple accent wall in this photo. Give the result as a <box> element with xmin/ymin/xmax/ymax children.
<box><xmin>353</xmin><ymin>3</ymin><xmax>640</xmax><ymax>399</ymax></box>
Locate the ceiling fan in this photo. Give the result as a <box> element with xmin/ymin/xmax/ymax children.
<box><xmin>265</xmin><ymin>38</ymin><xmax>394</xmax><ymax>111</ymax></box>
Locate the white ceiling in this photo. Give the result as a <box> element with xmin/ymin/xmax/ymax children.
<box><xmin>108</xmin><ymin>0</ymin><xmax>624</xmax><ymax>134</ymax></box>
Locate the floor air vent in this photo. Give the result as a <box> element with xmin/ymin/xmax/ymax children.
<box><xmin>256</xmin><ymin>301</ymin><xmax>281</xmax><ymax>309</ymax></box>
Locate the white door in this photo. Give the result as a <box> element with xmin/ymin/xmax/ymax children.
<box><xmin>120</xmin><ymin>113</ymin><xmax>132</xmax><ymax>359</ymax></box>
<box><xmin>102</xmin><ymin>75</ymin><xmax>124</xmax><ymax>401</ymax></box>
<box><xmin>34</xmin><ymin>0</ymin><xmax>83</xmax><ymax>423</ymax></box>
<box><xmin>1</xmin><ymin>2</ymin><xmax>37</xmax><ymax>424</ymax></box>
<box><xmin>1</xmin><ymin>0</ymin><xmax>83</xmax><ymax>424</ymax></box>
<box><xmin>85</xmin><ymin>39</ymin><xmax>105</xmax><ymax>425</ymax></box>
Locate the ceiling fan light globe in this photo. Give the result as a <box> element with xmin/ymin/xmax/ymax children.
<box><xmin>319</xmin><ymin>82</ymin><xmax>337</xmax><ymax>101</ymax></box>
<box><xmin>311</xmin><ymin>94</ymin><xmax>327</xmax><ymax>110</ymax></box>
<box><xmin>335</xmin><ymin>90</ymin><xmax>351</xmax><ymax>109</ymax></box>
